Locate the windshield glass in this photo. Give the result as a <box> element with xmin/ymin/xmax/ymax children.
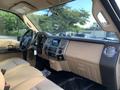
<box><xmin>26</xmin><ymin>0</ymin><xmax>119</xmax><ymax>42</ymax></box>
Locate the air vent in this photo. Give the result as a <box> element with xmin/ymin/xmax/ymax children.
<box><xmin>104</xmin><ymin>46</ymin><xmax>116</xmax><ymax>57</ymax></box>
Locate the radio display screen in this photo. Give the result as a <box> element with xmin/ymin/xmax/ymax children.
<box><xmin>51</xmin><ymin>39</ymin><xmax>60</xmax><ymax>47</ymax></box>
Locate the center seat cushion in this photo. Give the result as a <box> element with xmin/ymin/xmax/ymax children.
<box><xmin>0</xmin><ymin>57</ymin><xmax>30</xmax><ymax>70</ymax></box>
<box><xmin>4</xmin><ymin>65</ymin><xmax>63</xmax><ymax>90</ymax></box>
<box><xmin>13</xmin><ymin>77</ymin><xmax>63</xmax><ymax>90</ymax></box>
<box><xmin>4</xmin><ymin>65</ymin><xmax>43</xmax><ymax>88</ymax></box>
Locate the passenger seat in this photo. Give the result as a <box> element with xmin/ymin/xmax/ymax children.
<box><xmin>0</xmin><ymin>58</ymin><xmax>63</xmax><ymax>90</ymax></box>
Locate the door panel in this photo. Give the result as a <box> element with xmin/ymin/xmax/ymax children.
<box><xmin>0</xmin><ymin>38</ymin><xmax>22</xmax><ymax>62</ymax></box>
<box><xmin>0</xmin><ymin>39</ymin><xmax>19</xmax><ymax>49</ymax></box>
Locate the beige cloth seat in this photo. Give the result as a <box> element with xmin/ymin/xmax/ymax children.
<box><xmin>0</xmin><ymin>58</ymin><xmax>63</xmax><ymax>90</ymax></box>
<box><xmin>31</xmin><ymin>78</ymin><xmax>63</xmax><ymax>90</ymax></box>
<box><xmin>0</xmin><ymin>57</ymin><xmax>30</xmax><ymax>70</ymax></box>
<box><xmin>13</xmin><ymin>77</ymin><xmax>63</xmax><ymax>90</ymax></box>
<box><xmin>4</xmin><ymin>65</ymin><xmax>63</xmax><ymax>90</ymax></box>
<box><xmin>5</xmin><ymin>65</ymin><xmax>43</xmax><ymax>88</ymax></box>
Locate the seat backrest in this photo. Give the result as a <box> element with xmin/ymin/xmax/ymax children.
<box><xmin>0</xmin><ymin>71</ymin><xmax>5</xmax><ymax>90</ymax></box>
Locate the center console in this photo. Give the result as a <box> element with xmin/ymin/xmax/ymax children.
<box><xmin>43</xmin><ymin>38</ymin><xmax>69</xmax><ymax>61</ymax></box>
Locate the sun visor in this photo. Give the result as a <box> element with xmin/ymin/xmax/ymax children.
<box><xmin>92</xmin><ymin>0</ymin><xmax>119</xmax><ymax>33</ymax></box>
<box><xmin>10</xmin><ymin>2</ymin><xmax>36</xmax><ymax>14</ymax></box>
<box><xmin>10</xmin><ymin>0</ymin><xmax>71</xmax><ymax>14</ymax></box>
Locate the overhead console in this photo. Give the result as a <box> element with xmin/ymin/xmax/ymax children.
<box><xmin>43</xmin><ymin>38</ymin><xmax>69</xmax><ymax>61</ymax></box>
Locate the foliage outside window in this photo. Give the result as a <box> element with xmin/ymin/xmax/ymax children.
<box><xmin>0</xmin><ymin>10</ymin><xmax>27</xmax><ymax>36</ymax></box>
<box><xmin>27</xmin><ymin>0</ymin><xmax>119</xmax><ymax>42</ymax></box>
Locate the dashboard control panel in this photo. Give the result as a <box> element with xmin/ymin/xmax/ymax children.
<box><xmin>43</xmin><ymin>38</ymin><xmax>68</xmax><ymax>60</ymax></box>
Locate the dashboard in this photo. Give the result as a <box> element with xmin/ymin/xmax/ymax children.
<box><xmin>36</xmin><ymin>36</ymin><xmax>120</xmax><ymax>90</ymax></box>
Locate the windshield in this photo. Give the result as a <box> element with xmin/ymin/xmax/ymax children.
<box><xmin>26</xmin><ymin>0</ymin><xmax>119</xmax><ymax>42</ymax></box>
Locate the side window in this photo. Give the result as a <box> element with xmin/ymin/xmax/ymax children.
<box><xmin>0</xmin><ymin>10</ymin><xmax>27</xmax><ymax>38</ymax></box>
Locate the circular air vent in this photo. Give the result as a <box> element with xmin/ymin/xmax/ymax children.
<box><xmin>104</xmin><ymin>46</ymin><xmax>116</xmax><ymax>58</ymax></box>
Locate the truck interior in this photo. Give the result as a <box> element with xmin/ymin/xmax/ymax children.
<box><xmin>0</xmin><ymin>0</ymin><xmax>120</xmax><ymax>90</ymax></box>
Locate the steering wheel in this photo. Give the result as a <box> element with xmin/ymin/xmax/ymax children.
<box><xmin>19</xmin><ymin>30</ymin><xmax>33</xmax><ymax>51</ymax></box>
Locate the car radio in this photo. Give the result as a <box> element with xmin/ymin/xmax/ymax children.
<box><xmin>43</xmin><ymin>38</ymin><xmax>68</xmax><ymax>60</ymax></box>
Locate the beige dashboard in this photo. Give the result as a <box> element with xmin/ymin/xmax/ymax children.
<box><xmin>40</xmin><ymin>39</ymin><xmax>104</xmax><ymax>84</ymax></box>
<box><xmin>37</xmin><ymin>36</ymin><xmax>120</xmax><ymax>90</ymax></box>
<box><xmin>65</xmin><ymin>41</ymin><xmax>104</xmax><ymax>84</ymax></box>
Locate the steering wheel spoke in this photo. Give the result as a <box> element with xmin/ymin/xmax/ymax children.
<box><xmin>19</xmin><ymin>30</ymin><xmax>33</xmax><ymax>51</ymax></box>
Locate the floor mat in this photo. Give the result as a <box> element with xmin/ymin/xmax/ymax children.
<box><xmin>35</xmin><ymin>57</ymin><xmax>106</xmax><ymax>90</ymax></box>
<box><xmin>47</xmin><ymin>71</ymin><xmax>107</xmax><ymax>90</ymax></box>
